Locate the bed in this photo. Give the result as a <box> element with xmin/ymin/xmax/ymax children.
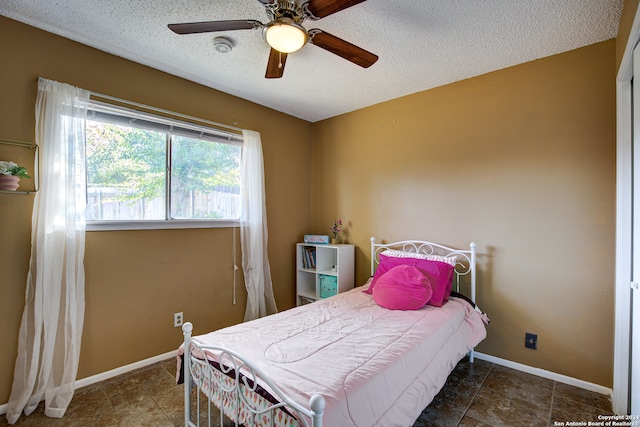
<box><xmin>177</xmin><ymin>237</ymin><xmax>489</xmax><ymax>427</ymax></box>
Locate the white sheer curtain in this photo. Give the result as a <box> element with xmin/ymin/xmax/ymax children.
<box><xmin>6</xmin><ymin>78</ymin><xmax>89</xmax><ymax>424</ymax></box>
<box><xmin>240</xmin><ymin>129</ymin><xmax>277</xmax><ymax>321</ymax></box>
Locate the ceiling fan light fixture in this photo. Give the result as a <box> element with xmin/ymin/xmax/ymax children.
<box><xmin>264</xmin><ymin>19</ymin><xmax>307</xmax><ymax>53</ymax></box>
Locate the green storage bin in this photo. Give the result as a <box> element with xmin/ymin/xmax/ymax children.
<box><xmin>319</xmin><ymin>274</ymin><xmax>338</xmax><ymax>298</ymax></box>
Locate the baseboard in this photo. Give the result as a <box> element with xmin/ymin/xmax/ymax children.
<box><xmin>473</xmin><ymin>352</ymin><xmax>613</xmax><ymax>397</ymax></box>
<box><xmin>73</xmin><ymin>350</ymin><xmax>177</xmax><ymax>389</ymax></box>
<box><xmin>0</xmin><ymin>350</ymin><xmax>176</xmax><ymax>416</ymax></box>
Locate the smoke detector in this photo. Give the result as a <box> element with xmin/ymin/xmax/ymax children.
<box><xmin>213</xmin><ymin>37</ymin><xmax>233</xmax><ymax>53</ymax></box>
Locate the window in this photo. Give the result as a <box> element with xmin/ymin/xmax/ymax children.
<box><xmin>85</xmin><ymin>101</ymin><xmax>242</xmax><ymax>230</ymax></box>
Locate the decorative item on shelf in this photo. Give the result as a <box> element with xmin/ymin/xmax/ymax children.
<box><xmin>330</xmin><ymin>218</ymin><xmax>342</xmax><ymax>244</ymax></box>
<box><xmin>304</xmin><ymin>234</ymin><xmax>329</xmax><ymax>244</ymax></box>
<box><xmin>0</xmin><ymin>160</ymin><xmax>31</xmax><ymax>191</ymax></box>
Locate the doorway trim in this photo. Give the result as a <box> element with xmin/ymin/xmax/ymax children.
<box><xmin>614</xmin><ymin>4</ymin><xmax>640</xmax><ymax>415</ymax></box>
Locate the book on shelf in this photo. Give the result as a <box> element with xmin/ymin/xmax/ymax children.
<box><xmin>302</xmin><ymin>246</ymin><xmax>316</xmax><ymax>269</ymax></box>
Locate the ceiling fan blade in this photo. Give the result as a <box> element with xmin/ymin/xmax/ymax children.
<box><xmin>266</xmin><ymin>48</ymin><xmax>288</xmax><ymax>79</ymax></box>
<box><xmin>304</xmin><ymin>0</ymin><xmax>367</xmax><ymax>19</ymax></box>
<box><xmin>309</xmin><ymin>29</ymin><xmax>378</xmax><ymax>68</ymax></box>
<box><xmin>168</xmin><ymin>20</ymin><xmax>262</xmax><ymax>35</ymax></box>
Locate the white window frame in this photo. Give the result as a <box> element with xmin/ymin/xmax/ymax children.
<box><xmin>85</xmin><ymin>101</ymin><xmax>243</xmax><ymax>231</ymax></box>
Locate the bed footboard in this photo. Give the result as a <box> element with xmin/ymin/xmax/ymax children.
<box><xmin>182</xmin><ymin>322</ymin><xmax>325</xmax><ymax>427</ymax></box>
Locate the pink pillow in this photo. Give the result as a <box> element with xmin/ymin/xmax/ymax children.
<box><xmin>372</xmin><ymin>265</ymin><xmax>432</xmax><ymax>310</ymax></box>
<box><xmin>366</xmin><ymin>252</ymin><xmax>455</xmax><ymax>307</ymax></box>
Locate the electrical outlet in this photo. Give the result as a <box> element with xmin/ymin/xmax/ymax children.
<box><xmin>525</xmin><ymin>332</ymin><xmax>537</xmax><ymax>350</ymax></box>
<box><xmin>174</xmin><ymin>312</ymin><xmax>183</xmax><ymax>328</ymax></box>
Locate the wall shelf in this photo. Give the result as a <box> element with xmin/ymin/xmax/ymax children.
<box><xmin>0</xmin><ymin>138</ymin><xmax>39</xmax><ymax>194</ymax></box>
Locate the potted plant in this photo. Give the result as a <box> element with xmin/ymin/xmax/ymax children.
<box><xmin>330</xmin><ymin>218</ymin><xmax>342</xmax><ymax>244</ymax></box>
<box><xmin>0</xmin><ymin>160</ymin><xmax>31</xmax><ymax>191</ymax></box>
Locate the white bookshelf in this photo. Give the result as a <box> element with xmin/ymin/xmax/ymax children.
<box><xmin>296</xmin><ymin>243</ymin><xmax>354</xmax><ymax>306</ymax></box>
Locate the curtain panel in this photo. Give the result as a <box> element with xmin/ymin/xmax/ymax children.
<box><xmin>240</xmin><ymin>129</ymin><xmax>277</xmax><ymax>321</ymax></box>
<box><xmin>6</xmin><ymin>78</ymin><xmax>88</xmax><ymax>424</ymax></box>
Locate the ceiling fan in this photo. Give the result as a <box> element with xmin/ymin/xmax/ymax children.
<box><xmin>168</xmin><ymin>0</ymin><xmax>379</xmax><ymax>79</ymax></box>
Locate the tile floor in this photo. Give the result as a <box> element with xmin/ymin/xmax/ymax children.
<box><xmin>0</xmin><ymin>357</ymin><xmax>613</xmax><ymax>426</ymax></box>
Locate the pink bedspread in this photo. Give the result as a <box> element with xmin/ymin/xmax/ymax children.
<box><xmin>178</xmin><ymin>282</ymin><xmax>488</xmax><ymax>426</ymax></box>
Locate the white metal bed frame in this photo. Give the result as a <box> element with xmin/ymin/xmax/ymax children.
<box><xmin>181</xmin><ymin>237</ymin><xmax>478</xmax><ymax>427</ymax></box>
<box><xmin>370</xmin><ymin>237</ymin><xmax>477</xmax><ymax>362</ymax></box>
<box><xmin>182</xmin><ymin>322</ymin><xmax>325</xmax><ymax>427</ymax></box>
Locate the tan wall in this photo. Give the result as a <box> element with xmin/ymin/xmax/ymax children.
<box><xmin>617</xmin><ymin>0</ymin><xmax>640</xmax><ymax>70</ymax></box>
<box><xmin>311</xmin><ymin>40</ymin><xmax>616</xmax><ymax>387</ymax></box>
<box><xmin>0</xmin><ymin>16</ymin><xmax>312</xmax><ymax>405</ymax></box>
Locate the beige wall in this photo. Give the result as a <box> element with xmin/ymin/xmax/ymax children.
<box><xmin>0</xmin><ymin>16</ymin><xmax>312</xmax><ymax>405</ymax></box>
<box><xmin>311</xmin><ymin>40</ymin><xmax>616</xmax><ymax>387</ymax></box>
<box><xmin>617</xmin><ymin>0</ymin><xmax>640</xmax><ymax>70</ymax></box>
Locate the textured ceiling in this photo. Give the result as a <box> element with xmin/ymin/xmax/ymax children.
<box><xmin>1</xmin><ymin>0</ymin><xmax>624</xmax><ymax>122</ymax></box>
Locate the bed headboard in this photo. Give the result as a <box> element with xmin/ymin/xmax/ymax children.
<box><xmin>370</xmin><ymin>237</ymin><xmax>477</xmax><ymax>303</ymax></box>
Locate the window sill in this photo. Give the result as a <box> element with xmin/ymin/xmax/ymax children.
<box><xmin>86</xmin><ymin>219</ymin><xmax>239</xmax><ymax>232</ymax></box>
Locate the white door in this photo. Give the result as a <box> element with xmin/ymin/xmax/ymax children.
<box><xmin>631</xmin><ymin>42</ymin><xmax>640</xmax><ymax>415</ymax></box>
